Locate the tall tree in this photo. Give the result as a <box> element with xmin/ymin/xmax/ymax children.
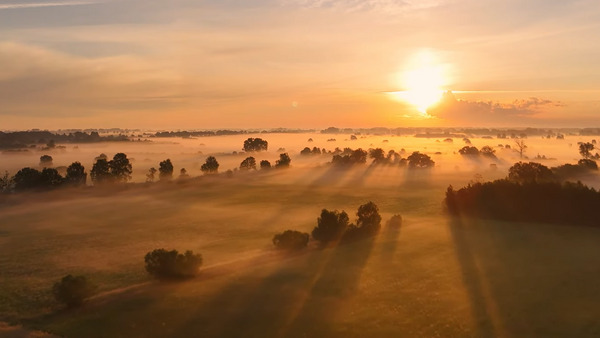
<box><xmin>91</xmin><ymin>158</ymin><xmax>112</xmax><ymax>185</ymax></box>
<box><xmin>65</xmin><ymin>162</ymin><xmax>87</xmax><ymax>186</ymax></box>
<box><xmin>109</xmin><ymin>153</ymin><xmax>132</xmax><ymax>183</ymax></box>
<box><xmin>201</xmin><ymin>156</ymin><xmax>219</xmax><ymax>174</ymax></box>
<box><xmin>159</xmin><ymin>159</ymin><xmax>174</xmax><ymax>181</ymax></box>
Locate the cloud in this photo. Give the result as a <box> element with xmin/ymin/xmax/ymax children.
<box><xmin>279</xmin><ymin>0</ymin><xmax>443</xmax><ymax>13</ymax></box>
<box><xmin>427</xmin><ymin>91</ymin><xmax>562</xmax><ymax>126</ymax></box>
<box><xmin>0</xmin><ymin>1</ymin><xmax>98</xmax><ymax>10</ymax></box>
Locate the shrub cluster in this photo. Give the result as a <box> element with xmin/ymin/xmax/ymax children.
<box><xmin>144</xmin><ymin>249</ymin><xmax>203</xmax><ymax>279</ymax></box>
<box><xmin>52</xmin><ymin>274</ymin><xmax>97</xmax><ymax>308</ymax></box>
<box><xmin>272</xmin><ymin>230</ymin><xmax>310</xmax><ymax>251</ymax></box>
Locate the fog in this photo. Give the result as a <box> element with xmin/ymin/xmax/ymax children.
<box><xmin>1</xmin><ymin>131</ymin><xmax>600</xmax><ymax>337</ymax></box>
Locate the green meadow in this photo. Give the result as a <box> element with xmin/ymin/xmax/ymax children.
<box><xmin>1</xmin><ymin>163</ymin><xmax>600</xmax><ymax>337</ymax></box>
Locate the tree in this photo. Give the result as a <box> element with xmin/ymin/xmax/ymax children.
<box><xmin>179</xmin><ymin>168</ymin><xmax>189</xmax><ymax>179</ymax></box>
<box><xmin>275</xmin><ymin>153</ymin><xmax>291</xmax><ymax>168</ymax></box>
<box><xmin>508</xmin><ymin>162</ymin><xmax>554</xmax><ymax>183</ymax></box>
<box><xmin>480</xmin><ymin>146</ymin><xmax>497</xmax><ymax>158</ymax></box>
<box><xmin>52</xmin><ymin>274</ymin><xmax>97</xmax><ymax>308</ymax></box>
<box><xmin>13</xmin><ymin>167</ymin><xmax>42</xmax><ymax>191</ymax></box>
<box><xmin>146</xmin><ymin>167</ymin><xmax>157</xmax><ymax>182</ymax></box>
<box><xmin>158</xmin><ymin>159</ymin><xmax>174</xmax><ymax>181</ymax></box>
<box><xmin>514</xmin><ymin>140</ymin><xmax>527</xmax><ymax>159</ymax></box>
<box><xmin>311</xmin><ymin>209</ymin><xmax>349</xmax><ymax>245</ymax></box>
<box><xmin>272</xmin><ymin>230</ymin><xmax>310</xmax><ymax>251</ymax></box>
<box><xmin>350</xmin><ymin>149</ymin><xmax>367</xmax><ymax>164</ymax></box>
<box><xmin>144</xmin><ymin>249</ymin><xmax>202</xmax><ymax>279</ymax></box>
<box><xmin>260</xmin><ymin>160</ymin><xmax>271</xmax><ymax>169</ymax></box>
<box><xmin>578</xmin><ymin>142</ymin><xmax>595</xmax><ymax>159</ymax></box>
<box><xmin>0</xmin><ymin>171</ymin><xmax>13</xmax><ymax>193</ymax></box>
<box><xmin>578</xmin><ymin>159</ymin><xmax>598</xmax><ymax>170</ymax></box>
<box><xmin>243</xmin><ymin>138</ymin><xmax>268</xmax><ymax>152</ymax></box>
<box><xmin>201</xmin><ymin>156</ymin><xmax>219</xmax><ymax>174</ymax></box>
<box><xmin>458</xmin><ymin>146</ymin><xmax>479</xmax><ymax>156</ymax></box>
<box><xmin>39</xmin><ymin>155</ymin><xmax>53</xmax><ymax>167</ymax></box>
<box><xmin>345</xmin><ymin>201</ymin><xmax>382</xmax><ymax>239</ymax></box>
<box><xmin>407</xmin><ymin>152</ymin><xmax>435</xmax><ymax>169</ymax></box>
<box><xmin>109</xmin><ymin>153</ymin><xmax>132</xmax><ymax>182</ymax></box>
<box><xmin>240</xmin><ymin>156</ymin><xmax>257</xmax><ymax>170</ymax></box>
<box><xmin>90</xmin><ymin>158</ymin><xmax>112</xmax><ymax>185</ymax></box>
<box><xmin>65</xmin><ymin>162</ymin><xmax>87</xmax><ymax>186</ymax></box>
<box><xmin>300</xmin><ymin>147</ymin><xmax>312</xmax><ymax>156</ymax></box>
<box><xmin>369</xmin><ymin>148</ymin><xmax>386</xmax><ymax>164</ymax></box>
<box><xmin>40</xmin><ymin>168</ymin><xmax>64</xmax><ymax>188</ymax></box>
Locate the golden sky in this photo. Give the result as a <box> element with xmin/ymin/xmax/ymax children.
<box><xmin>0</xmin><ymin>0</ymin><xmax>599</xmax><ymax>129</ymax></box>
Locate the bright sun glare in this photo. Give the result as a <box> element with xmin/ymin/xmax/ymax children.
<box><xmin>392</xmin><ymin>51</ymin><xmax>447</xmax><ymax>114</ymax></box>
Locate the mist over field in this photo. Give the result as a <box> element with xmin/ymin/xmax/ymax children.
<box><xmin>1</xmin><ymin>130</ymin><xmax>600</xmax><ymax>337</ymax></box>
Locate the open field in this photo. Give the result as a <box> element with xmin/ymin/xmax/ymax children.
<box><xmin>1</xmin><ymin>133</ymin><xmax>600</xmax><ymax>337</ymax></box>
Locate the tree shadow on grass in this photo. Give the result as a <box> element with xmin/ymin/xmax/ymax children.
<box><xmin>170</xmin><ymin>236</ymin><xmax>376</xmax><ymax>338</ymax></box>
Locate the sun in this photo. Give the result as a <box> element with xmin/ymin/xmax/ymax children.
<box><xmin>391</xmin><ymin>51</ymin><xmax>447</xmax><ymax>114</ymax></box>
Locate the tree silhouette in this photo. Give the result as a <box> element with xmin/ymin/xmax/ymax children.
<box><xmin>13</xmin><ymin>167</ymin><xmax>42</xmax><ymax>191</ymax></box>
<box><xmin>458</xmin><ymin>146</ymin><xmax>479</xmax><ymax>156</ymax></box>
<box><xmin>515</xmin><ymin>139</ymin><xmax>527</xmax><ymax>159</ymax></box>
<box><xmin>0</xmin><ymin>171</ymin><xmax>13</xmax><ymax>193</ymax></box>
<box><xmin>65</xmin><ymin>162</ymin><xmax>86</xmax><ymax>186</ymax></box>
<box><xmin>578</xmin><ymin>142</ymin><xmax>595</xmax><ymax>159</ymax></box>
<box><xmin>90</xmin><ymin>158</ymin><xmax>112</xmax><ymax>185</ymax></box>
<box><xmin>272</xmin><ymin>230</ymin><xmax>310</xmax><ymax>251</ymax></box>
<box><xmin>260</xmin><ymin>160</ymin><xmax>271</xmax><ymax>169</ymax></box>
<box><xmin>159</xmin><ymin>159</ymin><xmax>174</xmax><ymax>181</ymax></box>
<box><xmin>311</xmin><ymin>209</ymin><xmax>349</xmax><ymax>245</ymax></box>
<box><xmin>146</xmin><ymin>167</ymin><xmax>157</xmax><ymax>182</ymax></box>
<box><xmin>179</xmin><ymin>168</ymin><xmax>189</xmax><ymax>179</ymax></box>
<box><xmin>407</xmin><ymin>151</ymin><xmax>435</xmax><ymax>169</ymax></box>
<box><xmin>344</xmin><ymin>201</ymin><xmax>382</xmax><ymax>239</ymax></box>
<box><xmin>240</xmin><ymin>156</ymin><xmax>257</xmax><ymax>170</ymax></box>
<box><xmin>40</xmin><ymin>168</ymin><xmax>64</xmax><ymax>188</ymax></box>
<box><xmin>480</xmin><ymin>146</ymin><xmax>497</xmax><ymax>158</ymax></box>
<box><xmin>369</xmin><ymin>148</ymin><xmax>386</xmax><ymax>164</ymax></box>
<box><xmin>52</xmin><ymin>274</ymin><xmax>97</xmax><ymax>308</ymax></box>
<box><xmin>39</xmin><ymin>155</ymin><xmax>53</xmax><ymax>167</ymax></box>
<box><xmin>144</xmin><ymin>249</ymin><xmax>203</xmax><ymax>279</ymax></box>
<box><xmin>243</xmin><ymin>138</ymin><xmax>268</xmax><ymax>152</ymax></box>
<box><xmin>109</xmin><ymin>153</ymin><xmax>132</xmax><ymax>183</ymax></box>
<box><xmin>508</xmin><ymin>161</ymin><xmax>554</xmax><ymax>183</ymax></box>
<box><xmin>201</xmin><ymin>156</ymin><xmax>219</xmax><ymax>174</ymax></box>
<box><xmin>275</xmin><ymin>153</ymin><xmax>291</xmax><ymax>168</ymax></box>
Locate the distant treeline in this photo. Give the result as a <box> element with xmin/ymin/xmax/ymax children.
<box><xmin>153</xmin><ymin>129</ymin><xmax>317</xmax><ymax>138</ymax></box>
<box><xmin>0</xmin><ymin>131</ymin><xmax>129</xmax><ymax>150</ymax></box>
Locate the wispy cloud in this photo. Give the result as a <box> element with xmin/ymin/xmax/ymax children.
<box><xmin>0</xmin><ymin>1</ymin><xmax>98</xmax><ymax>10</ymax></box>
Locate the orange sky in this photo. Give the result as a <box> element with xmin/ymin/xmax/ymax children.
<box><xmin>0</xmin><ymin>0</ymin><xmax>599</xmax><ymax>130</ymax></box>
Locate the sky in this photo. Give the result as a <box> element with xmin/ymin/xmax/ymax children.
<box><xmin>0</xmin><ymin>0</ymin><xmax>599</xmax><ymax>130</ymax></box>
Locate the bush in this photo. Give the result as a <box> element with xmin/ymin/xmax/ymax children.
<box><xmin>52</xmin><ymin>274</ymin><xmax>97</xmax><ymax>308</ymax></box>
<box><xmin>144</xmin><ymin>249</ymin><xmax>203</xmax><ymax>279</ymax></box>
<box><xmin>272</xmin><ymin>230</ymin><xmax>310</xmax><ymax>251</ymax></box>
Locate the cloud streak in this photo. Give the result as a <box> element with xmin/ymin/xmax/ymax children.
<box><xmin>0</xmin><ymin>1</ymin><xmax>98</xmax><ymax>10</ymax></box>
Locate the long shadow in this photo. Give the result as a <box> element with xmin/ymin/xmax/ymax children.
<box><xmin>281</xmin><ymin>236</ymin><xmax>376</xmax><ymax>337</ymax></box>
<box><xmin>446</xmin><ymin>217</ymin><xmax>497</xmax><ymax>337</ymax></box>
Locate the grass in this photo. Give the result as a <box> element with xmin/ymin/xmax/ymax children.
<box><xmin>1</xmin><ymin>166</ymin><xmax>600</xmax><ymax>337</ymax></box>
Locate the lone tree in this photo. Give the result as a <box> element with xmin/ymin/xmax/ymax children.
<box><xmin>275</xmin><ymin>153</ymin><xmax>291</xmax><ymax>168</ymax></box>
<box><xmin>407</xmin><ymin>152</ymin><xmax>435</xmax><ymax>169</ymax></box>
<box><xmin>240</xmin><ymin>156</ymin><xmax>257</xmax><ymax>170</ymax></box>
<box><xmin>201</xmin><ymin>156</ymin><xmax>219</xmax><ymax>174</ymax></box>
<box><xmin>311</xmin><ymin>209</ymin><xmax>349</xmax><ymax>245</ymax></box>
<box><xmin>480</xmin><ymin>146</ymin><xmax>497</xmax><ymax>158</ymax></box>
<box><xmin>65</xmin><ymin>162</ymin><xmax>86</xmax><ymax>186</ymax></box>
<box><xmin>179</xmin><ymin>168</ymin><xmax>189</xmax><ymax>179</ymax></box>
<box><xmin>508</xmin><ymin>162</ymin><xmax>554</xmax><ymax>183</ymax></box>
<box><xmin>52</xmin><ymin>274</ymin><xmax>97</xmax><ymax>308</ymax></box>
<box><xmin>458</xmin><ymin>146</ymin><xmax>480</xmax><ymax>156</ymax></box>
<box><xmin>514</xmin><ymin>139</ymin><xmax>527</xmax><ymax>159</ymax></box>
<box><xmin>260</xmin><ymin>160</ymin><xmax>271</xmax><ymax>170</ymax></box>
<box><xmin>39</xmin><ymin>155</ymin><xmax>53</xmax><ymax>167</ymax></box>
<box><xmin>144</xmin><ymin>249</ymin><xmax>203</xmax><ymax>279</ymax></box>
<box><xmin>90</xmin><ymin>158</ymin><xmax>112</xmax><ymax>185</ymax></box>
<box><xmin>109</xmin><ymin>153</ymin><xmax>132</xmax><ymax>183</ymax></box>
<box><xmin>159</xmin><ymin>159</ymin><xmax>174</xmax><ymax>181</ymax></box>
<box><xmin>578</xmin><ymin>142</ymin><xmax>595</xmax><ymax>159</ymax></box>
<box><xmin>272</xmin><ymin>230</ymin><xmax>310</xmax><ymax>251</ymax></box>
<box><xmin>243</xmin><ymin>138</ymin><xmax>268</xmax><ymax>152</ymax></box>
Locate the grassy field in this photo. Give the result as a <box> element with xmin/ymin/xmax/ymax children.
<box><xmin>1</xmin><ymin>165</ymin><xmax>600</xmax><ymax>337</ymax></box>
